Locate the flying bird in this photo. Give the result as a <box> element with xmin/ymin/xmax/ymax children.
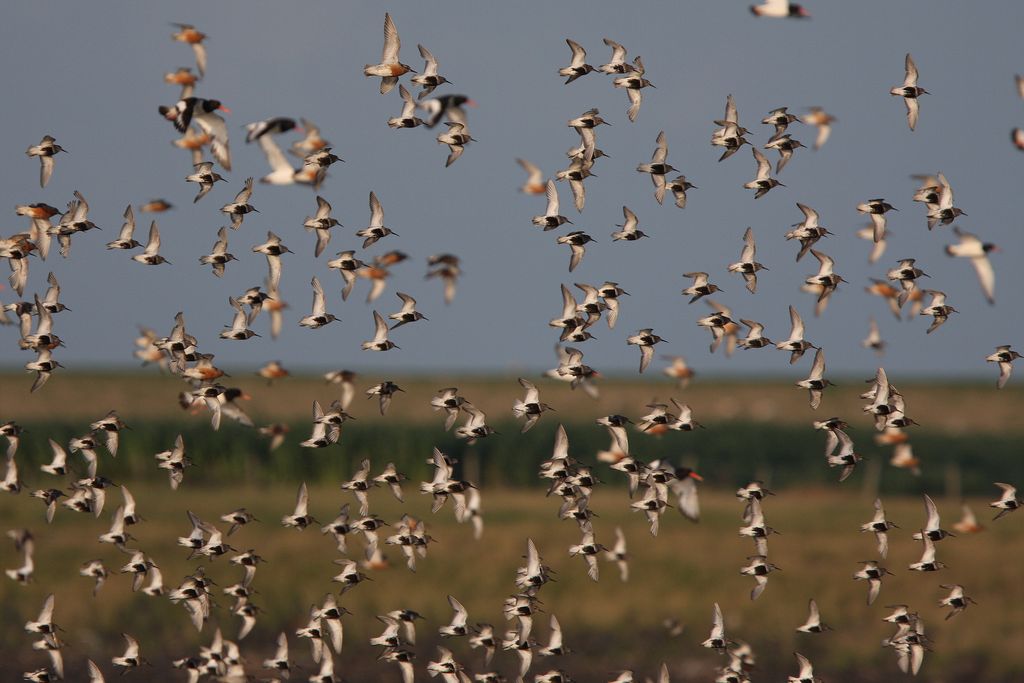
<box><xmin>437</xmin><ymin>121</ymin><xmax>475</xmax><ymax>167</ymax></box>
<box><xmin>613</xmin><ymin>56</ymin><xmax>654</xmax><ymax>122</ymax></box>
<box><xmin>131</xmin><ymin>221</ymin><xmax>170</xmax><ymax>265</ymax></box>
<box><xmin>990</xmin><ymin>482</ymin><xmax>1021</xmax><ymax>520</ymax></box>
<box><xmin>388</xmin><ymin>85</ymin><xmax>425</xmax><ymax>129</ymax></box>
<box><xmin>763</xmin><ymin>133</ymin><xmax>805</xmax><ymax>173</ymax></box>
<box><xmin>358</xmin><ymin>191</ymin><xmax>397</xmax><ymax>248</ymax></box>
<box><xmin>626</xmin><ymin>328</ymin><xmax>666</xmax><ymax>373</ymax></box>
<box><xmin>796</xmin><ymin>348</ymin><xmax>831</xmax><ymax>410</ymax></box>
<box><xmin>557</xmin><ymin>231</ymin><xmax>595</xmax><ymax>272</ymax></box>
<box><xmin>559</xmin><ymin>39</ymin><xmax>594</xmax><ymax>84</ymax></box>
<box><xmin>750</xmin><ymin>0</ymin><xmax>811</xmax><ymax>18</ymax></box>
<box><xmin>796</xmin><ymin>599</ymin><xmax>831</xmax><ymax>633</ymax></box>
<box><xmin>800</xmin><ymin>107</ymin><xmax>836</xmax><ymax>149</ymax></box>
<box><xmin>727</xmin><ymin>227</ymin><xmax>767</xmax><ymax>293</ymax></box>
<box><xmin>26</xmin><ymin>135</ymin><xmax>66</xmax><ymax>188</ymax></box>
<box><xmin>667</xmin><ymin>175</ymin><xmax>697</xmax><ymax>209</ymax></box>
<box><xmin>298</xmin><ymin>277</ymin><xmax>338</xmax><ymax>329</ymax></box>
<box><xmin>184</xmin><ymin>162</ymin><xmax>225</xmax><ymax>203</ymax></box>
<box><xmin>160</xmin><ymin>97</ymin><xmax>232</xmax><ymax>169</ymax></box>
<box><xmin>363</xmin><ymin>311</ymin><xmax>399</xmax><ymax>351</ymax></box>
<box><xmin>598</xmin><ymin>38</ymin><xmax>636</xmax><ymax>74</ymax></box>
<box><xmin>252</xmin><ymin>231</ymin><xmax>291</xmax><ymax>292</ymax></box>
<box><xmin>681</xmin><ymin>272</ymin><xmax>722</xmax><ymax>304</ymax></box>
<box><xmin>890</xmin><ymin>53</ymin><xmax>928</xmax><ymax>130</ymax></box>
<box><xmin>986</xmin><ymin>345</ymin><xmax>1021</xmax><ymax>389</ymax></box>
<box><xmin>411</xmin><ymin>44</ymin><xmax>450</xmax><ymax>98</ymax></box>
<box><xmin>220</xmin><ymin>177</ymin><xmax>256</xmax><ymax>230</ymax></box>
<box><xmin>636</xmin><ymin>131</ymin><xmax>676</xmax><ymax>204</ymax></box>
<box><xmin>744</xmin><ymin>147</ymin><xmax>783</xmax><ymax>198</ymax></box>
<box><xmin>512</xmin><ymin>378</ymin><xmax>553</xmax><ymax>433</ymax></box>
<box><xmin>532</xmin><ymin>180</ymin><xmax>572</xmax><ymax>231</ymax></box>
<box><xmin>945</xmin><ymin>227</ymin><xmax>997</xmax><ymax>304</ymax></box>
<box><xmin>199</xmin><ymin>227</ymin><xmax>236</xmax><ymax>277</ymax></box>
<box><xmin>171</xmin><ymin>23</ymin><xmax>207</xmax><ymax>75</ymax></box>
<box><xmin>364</xmin><ymin>13</ymin><xmax>414</xmax><ymax>94</ymax></box>
<box><xmin>611</xmin><ymin>206</ymin><xmax>647</xmax><ymax>242</ymax></box>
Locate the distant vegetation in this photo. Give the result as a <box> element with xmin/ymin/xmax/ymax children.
<box><xmin>10</xmin><ymin>418</ymin><xmax>1021</xmax><ymax>496</ymax></box>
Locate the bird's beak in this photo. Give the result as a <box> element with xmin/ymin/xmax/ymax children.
<box><xmin>466</xmin><ymin>99</ymin><xmax>478</xmax><ymax>108</ymax></box>
<box><xmin>219</xmin><ymin>105</ymin><xmax>232</xmax><ymax>114</ymax></box>
<box><xmin>689</xmin><ymin>472</ymin><xmax>704</xmax><ymax>481</ymax></box>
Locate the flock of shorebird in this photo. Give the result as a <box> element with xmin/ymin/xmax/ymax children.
<box><xmin>1</xmin><ymin>7</ymin><xmax>1022</xmax><ymax>683</ymax></box>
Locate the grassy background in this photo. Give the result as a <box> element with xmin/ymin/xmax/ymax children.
<box><xmin>2</xmin><ymin>373</ymin><xmax>1023</xmax><ymax>681</ymax></box>
<box><xmin>3</xmin><ymin>487</ymin><xmax>1022</xmax><ymax>682</ymax></box>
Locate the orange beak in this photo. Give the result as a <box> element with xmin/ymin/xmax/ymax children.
<box><xmin>689</xmin><ymin>472</ymin><xmax>704</xmax><ymax>481</ymax></box>
<box><xmin>218</xmin><ymin>105</ymin><xmax>232</xmax><ymax>114</ymax></box>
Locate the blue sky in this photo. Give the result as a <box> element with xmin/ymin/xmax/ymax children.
<box><xmin>1</xmin><ymin>1</ymin><xmax>1022</xmax><ymax>378</ymax></box>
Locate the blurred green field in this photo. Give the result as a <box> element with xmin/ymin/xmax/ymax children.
<box><xmin>2</xmin><ymin>485</ymin><xmax>1022</xmax><ymax>682</ymax></box>
<box><xmin>4</xmin><ymin>416</ymin><xmax>1022</xmax><ymax>496</ymax></box>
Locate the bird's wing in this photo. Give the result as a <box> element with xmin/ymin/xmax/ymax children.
<box><xmin>418</xmin><ymin>43</ymin><xmax>439</xmax><ymax>75</ymax></box>
<box><xmin>904</xmin><ymin>53</ymin><xmax>918</xmax><ymax>87</ymax></box>
<box><xmin>38</xmin><ymin>593</ymin><xmax>55</xmax><ymax>622</ymax></box>
<box><xmin>711</xmin><ymin>602</ymin><xmax>724</xmax><ymax>637</ymax></box>
<box><xmin>652</xmin><ymin>131</ymin><xmax>668</xmax><ymax>164</ymax></box>
<box><xmin>740</xmin><ymin>227</ymin><xmax>756</xmax><ymax>262</ymax></box>
<box><xmin>545</xmin><ymin>179</ymin><xmax>560</xmax><ymax>215</ymax></box>
<box><xmin>626</xmin><ymin>88</ymin><xmax>642</xmax><ymax>123</ymax></box>
<box><xmin>235</xmin><ymin>177</ymin><xmax>254</xmax><ymax>204</ymax></box>
<box><xmin>569</xmin><ymin>243</ymin><xmax>585</xmax><ymax>272</ymax></box>
<box><xmin>382</xmin><ymin>12</ymin><xmax>401</xmax><ymax>63</ymax></box>
<box><xmin>144</xmin><ymin>221</ymin><xmax>161</xmax><ymax>255</ymax></box>
<box><xmin>566</xmin><ymin>39</ymin><xmax>587</xmax><ymax>67</ymax></box>
<box><xmin>795</xmin><ymin>652</ymin><xmax>814</xmax><ymax>679</ymax></box>
<box><xmin>519</xmin><ymin>378</ymin><xmax>539</xmax><ymax>404</ymax></box>
<box><xmin>905</xmin><ymin>97</ymin><xmax>919</xmax><ymax>131</ymax></box>
<box><xmin>789</xmin><ymin>305</ymin><xmax>804</xmax><ymax>339</ymax></box>
<box><xmin>311</xmin><ymin>277</ymin><xmax>326</xmax><ymax>315</ymax></box>
<box><xmin>724</xmin><ymin>95</ymin><xmax>738</xmax><ymax>123</ymax></box>
<box><xmin>119</xmin><ymin>205</ymin><xmax>136</xmax><ymax>240</ymax></box>
<box><xmin>970</xmin><ymin>256</ymin><xmax>995</xmax><ymax>304</ymax></box>
<box><xmin>923</xmin><ymin>494</ymin><xmax>940</xmax><ymax>530</ymax></box>
<box><xmin>604</xmin><ymin>37</ymin><xmax>627</xmax><ymax>63</ymax></box>
<box><xmin>373</xmin><ymin>311</ymin><xmax>389</xmax><ymax>341</ymax></box>
<box><xmin>258</xmin><ymin>134</ymin><xmax>294</xmax><ymax>174</ymax></box>
<box><xmin>294</xmin><ymin>482</ymin><xmax>309</xmax><ymax>517</ymax></box>
<box><xmin>752</xmin><ymin>147</ymin><xmax>770</xmax><ymax>179</ymax></box>
<box><xmin>518</xmin><ymin>158</ymin><xmax>542</xmax><ymax>184</ymax></box>
<box><xmin>449</xmin><ymin>595</ymin><xmax>468</xmax><ymax>626</ymax></box>
<box><xmin>87</xmin><ymin>659</ymin><xmax>105</xmax><ymax>683</ymax></box>
<box><xmin>809</xmin><ymin>348</ymin><xmax>826</xmax><ymax>379</ymax></box>
<box><xmin>369</xmin><ymin>191</ymin><xmax>385</xmax><ymax>227</ymax></box>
